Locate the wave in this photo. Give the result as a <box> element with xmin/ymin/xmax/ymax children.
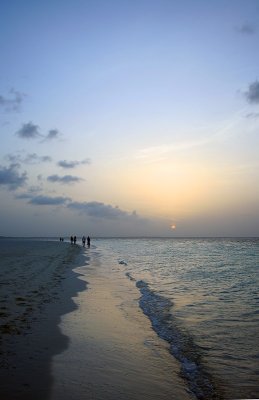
<box><xmin>135</xmin><ymin>279</ymin><xmax>222</xmax><ymax>400</ymax></box>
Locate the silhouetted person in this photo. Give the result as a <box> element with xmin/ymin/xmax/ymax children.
<box><xmin>70</xmin><ymin>236</ymin><xmax>73</xmax><ymax>244</ymax></box>
<box><xmin>82</xmin><ymin>236</ymin><xmax>86</xmax><ymax>247</ymax></box>
<box><xmin>87</xmin><ymin>236</ymin><xmax>90</xmax><ymax>247</ymax></box>
<box><xmin>73</xmin><ymin>235</ymin><xmax>77</xmax><ymax>244</ymax></box>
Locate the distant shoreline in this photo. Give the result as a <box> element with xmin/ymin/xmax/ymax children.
<box><xmin>1</xmin><ymin>235</ymin><xmax>259</xmax><ymax>239</ymax></box>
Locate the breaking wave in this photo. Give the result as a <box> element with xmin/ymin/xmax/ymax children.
<box><xmin>135</xmin><ymin>279</ymin><xmax>221</xmax><ymax>400</ymax></box>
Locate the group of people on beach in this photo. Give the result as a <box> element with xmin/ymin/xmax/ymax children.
<box><xmin>70</xmin><ymin>235</ymin><xmax>90</xmax><ymax>247</ymax></box>
<box><xmin>81</xmin><ymin>235</ymin><xmax>91</xmax><ymax>247</ymax></box>
<box><xmin>70</xmin><ymin>235</ymin><xmax>77</xmax><ymax>245</ymax></box>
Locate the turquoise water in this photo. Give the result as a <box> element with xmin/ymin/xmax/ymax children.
<box><xmin>95</xmin><ymin>238</ymin><xmax>259</xmax><ymax>400</ymax></box>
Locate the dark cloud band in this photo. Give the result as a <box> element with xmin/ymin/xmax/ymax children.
<box><xmin>68</xmin><ymin>200</ymin><xmax>138</xmax><ymax>220</ymax></box>
<box><xmin>29</xmin><ymin>195</ymin><xmax>71</xmax><ymax>205</ymax></box>
<box><xmin>58</xmin><ymin>159</ymin><xmax>91</xmax><ymax>169</ymax></box>
<box><xmin>47</xmin><ymin>174</ymin><xmax>84</xmax><ymax>184</ymax></box>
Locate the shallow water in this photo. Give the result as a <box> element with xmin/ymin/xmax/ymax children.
<box><xmin>51</xmin><ymin>246</ymin><xmax>193</xmax><ymax>400</ymax></box>
<box><xmin>96</xmin><ymin>238</ymin><xmax>259</xmax><ymax>399</ymax></box>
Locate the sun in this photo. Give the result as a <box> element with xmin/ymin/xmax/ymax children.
<box><xmin>171</xmin><ymin>224</ymin><xmax>176</xmax><ymax>230</ymax></box>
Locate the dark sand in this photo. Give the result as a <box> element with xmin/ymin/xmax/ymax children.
<box><xmin>0</xmin><ymin>241</ymin><xmax>86</xmax><ymax>400</ymax></box>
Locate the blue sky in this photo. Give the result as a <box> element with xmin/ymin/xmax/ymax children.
<box><xmin>0</xmin><ymin>0</ymin><xmax>259</xmax><ymax>236</ymax></box>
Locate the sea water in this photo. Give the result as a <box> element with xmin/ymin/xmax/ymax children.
<box><xmin>95</xmin><ymin>238</ymin><xmax>259</xmax><ymax>400</ymax></box>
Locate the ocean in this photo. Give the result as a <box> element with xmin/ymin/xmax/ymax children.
<box><xmin>94</xmin><ymin>237</ymin><xmax>259</xmax><ymax>400</ymax></box>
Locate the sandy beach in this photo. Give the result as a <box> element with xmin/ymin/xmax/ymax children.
<box><xmin>0</xmin><ymin>239</ymin><xmax>86</xmax><ymax>400</ymax></box>
<box><xmin>0</xmin><ymin>239</ymin><xmax>192</xmax><ymax>400</ymax></box>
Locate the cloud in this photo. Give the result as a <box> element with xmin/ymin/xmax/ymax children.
<box><xmin>15</xmin><ymin>185</ymin><xmax>43</xmax><ymax>200</ymax></box>
<box><xmin>47</xmin><ymin>174</ymin><xmax>84</xmax><ymax>184</ymax></box>
<box><xmin>0</xmin><ymin>89</ymin><xmax>26</xmax><ymax>112</ymax></box>
<box><xmin>28</xmin><ymin>195</ymin><xmax>71</xmax><ymax>205</ymax></box>
<box><xmin>68</xmin><ymin>201</ymin><xmax>138</xmax><ymax>220</ymax></box>
<box><xmin>16</xmin><ymin>123</ymin><xmax>62</xmax><ymax>142</ymax></box>
<box><xmin>44</xmin><ymin>129</ymin><xmax>61</xmax><ymax>141</ymax></box>
<box><xmin>246</xmin><ymin>112</ymin><xmax>259</xmax><ymax>119</ymax></box>
<box><xmin>58</xmin><ymin>159</ymin><xmax>91</xmax><ymax>169</ymax></box>
<box><xmin>16</xmin><ymin>192</ymin><xmax>35</xmax><ymax>200</ymax></box>
<box><xmin>16</xmin><ymin>122</ymin><xmax>41</xmax><ymax>139</ymax></box>
<box><xmin>136</xmin><ymin>138</ymin><xmax>210</xmax><ymax>161</ymax></box>
<box><xmin>25</xmin><ymin>154</ymin><xmax>52</xmax><ymax>163</ymax></box>
<box><xmin>6</xmin><ymin>152</ymin><xmax>52</xmax><ymax>164</ymax></box>
<box><xmin>0</xmin><ymin>163</ymin><xmax>27</xmax><ymax>190</ymax></box>
<box><xmin>236</xmin><ymin>22</ymin><xmax>256</xmax><ymax>35</ymax></box>
<box><xmin>245</xmin><ymin>80</ymin><xmax>259</xmax><ymax>104</ymax></box>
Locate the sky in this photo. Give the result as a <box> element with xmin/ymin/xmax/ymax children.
<box><xmin>0</xmin><ymin>0</ymin><xmax>259</xmax><ymax>237</ymax></box>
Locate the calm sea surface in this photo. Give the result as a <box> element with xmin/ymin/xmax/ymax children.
<box><xmin>95</xmin><ymin>238</ymin><xmax>259</xmax><ymax>400</ymax></box>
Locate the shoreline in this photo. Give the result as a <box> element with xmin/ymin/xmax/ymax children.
<box><xmin>1</xmin><ymin>239</ymin><xmax>197</xmax><ymax>399</ymax></box>
<box><xmin>1</xmin><ymin>238</ymin><xmax>258</xmax><ymax>399</ymax></box>
<box><xmin>0</xmin><ymin>240</ymin><xmax>87</xmax><ymax>400</ymax></box>
<box><xmin>50</xmin><ymin>245</ymin><xmax>193</xmax><ymax>400</ymax></box>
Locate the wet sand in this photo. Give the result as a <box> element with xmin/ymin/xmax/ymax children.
<box><xmin>50</xmin><ymin>246</ymin><xmax>192</xmax><ymax>400</ymax></box>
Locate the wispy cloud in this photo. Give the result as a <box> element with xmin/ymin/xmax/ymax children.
<box><xmin>16</xmin><ymin>192</ymin><xmax>35</xmax><ymax>200</ymax></box>
<box><xmin>6</xmin><ymin>152</ymin><xmax>52</xmax><ymax>164</ymax></box>
<box><xmin>236</xmin><ymin>22</ymin><xmax>256</xmax><ymax>35</ymax></box>
<box><xmin>58</xmin><ymin>159</ymin><xmax>91</xmax><ymax>169</ymax></box>
<box><xmin>0</xmin><ymin>163</ymin><xmax>27</xmax><ymax>190</ymax></box>
<box><xmin>136</xmin><ymin>139</ymin><xmax>208</xmax><ymax>160</ymax></box>
<box><xmin>246</xmin><ymin>112</ymin><xmax>259</xmax><ymax>119</ymax></box>
<box><xmin>15</xmin><ymin>185</ymin><xmax>44</xmax><ymax>200</ymax></box>
<box><xmin>41</xmin><ymin>129</ymin><xmax>61</xmax><ymax>142</ymax></box>
<box><xmin>25</xmin><ymin>154</ymin><xmax>52</xmax><ymax>163</ymax></box>
<box><xmin>0</xmin><ymin>89</ymin><xmax>26</xmax><ymax>112</ymax></box>
<box><xmin>245</xmin><ymin>80</ymin><xmax>259</xmax><ymax>104</ymax></box>
<box><xmin>47</xmin><ymin>174</ymin><xmax>84</xmax><ymax>184</ymax></box>
<box><xmin>136</xmin><ymin>108</ymin><xmax>247</xmax><ymax>162</ymax></box>
<box><xmin>68</xmin><ymin>201</ymin><xmax>138</xmax><ymax>220</ymax></box>
<box><xmin>28</xmin><ymin>195</ymin><xmax>71</xmax><ymax>206</ymax></box>
<box><xmin>16</xmin><ymin>122</ymin><xmax>41</xmax><ymax>139</ymax></box>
